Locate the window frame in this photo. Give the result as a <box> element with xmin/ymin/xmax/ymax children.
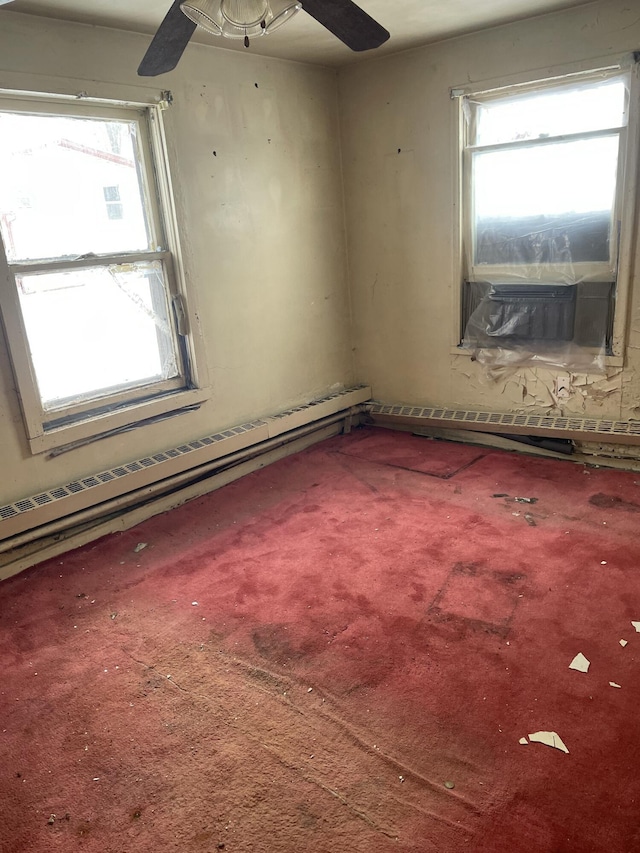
<box><xmin>451</xmin><ymin>57</ymin><xmax>640</xmax><ymax>364</ymax></box>
<box><xmin>0</xmin><ymin>90</ymin><xmax>209</xmax><ymax>454</ymax></box>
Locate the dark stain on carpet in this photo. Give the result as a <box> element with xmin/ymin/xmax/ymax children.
<box><xmin>252</xmin><ymin>624</ymin><xmax>303</xmax><ymax>665</ymax></box>
<box><xmin>495</xmin><ymin>571</ymin><xmax>527</xmax><ymax>585</ymax></box>
<box><xmin>452</xmin><ymin>561</ymin><xmax>480</xmax><ymax>577</ymax></box>
<box><xmin>589</xmin><ymin>493</ymin><xmax>640</xmax><ymax>512</ymax></box>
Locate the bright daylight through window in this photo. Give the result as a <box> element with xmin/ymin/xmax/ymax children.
<box><xmin>460</xmin><ymin>71</ymin><xmax>631</xmax><ymax>369</ymax></box>
<box><xmin>0</xmin><ymin>98</ymin><xmax>196</xmax><ymax>451</ymax></box>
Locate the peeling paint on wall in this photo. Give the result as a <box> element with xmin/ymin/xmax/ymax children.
<box><xmin>621</xmin><ymin>365</ymin><xmax>640</xmax><ymax>419</ymax></box>
<box><xmin>451</xmin><ymin>356</ymin><xmax>629</xmax><ymax>419</ymax></box>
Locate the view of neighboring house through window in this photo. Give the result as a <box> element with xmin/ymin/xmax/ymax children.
<box><xmin>0</xmin><ymin>97</ymin><xmax>196</xmax><ymax>450</ymax></box>
<box><xmin>460</xmin><ymin>71</ymin><xmax>630</xmax><ymax>354</ymax></box>
<box><xmin>103</xmin><ymin>185</ymin><xmax>124</xmax><ymax>220</ymax></box>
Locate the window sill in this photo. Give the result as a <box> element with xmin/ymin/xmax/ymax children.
<box><xmin>450</xmin><ymin>346</ymin><xmax>624</xmax><ymax>369</ymax></box>
<box><xmin>28</xmin><ymin>386</ymin><xmax>211</xmax><ymax>455</ymax></box>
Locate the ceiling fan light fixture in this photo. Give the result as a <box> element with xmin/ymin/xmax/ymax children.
<box><xmin>264</xmin><ymin>0</ymin><xmax>301</xmax><ymax>33</ymax></box>
<box><xmin>179</xmin><ymin>0</ymin><xmax>223</xmax><ymax>35</ymax></box>
<box><xmin>180</xmin><ymin>0</ymin><xmax>299</xmax><ymax>40</ymax></box>
<box><xmin>220</xmin><ymin>0</ymin><xmax>268</xmax><ymax>26</ymax></box>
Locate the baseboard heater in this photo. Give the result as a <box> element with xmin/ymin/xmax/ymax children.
<box><xmin>365</xmin><ymin>402</ymin><xmax>640</xmax><ymax>446</ymax></box>
<box><xmin>0</xmin><ymin>387</ymin><xmax>370</xmax><ymax>561</ymax></box>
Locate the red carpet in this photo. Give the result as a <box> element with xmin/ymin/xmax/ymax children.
<box><xmin>337</xmin><ymin>427</ymin><xmax>487</xmax><ymax>477</ymax></box>
<box><xmin>2</xmin><ymin>426</ymin><xmax>640</xmax><ymax>852</ymax></box>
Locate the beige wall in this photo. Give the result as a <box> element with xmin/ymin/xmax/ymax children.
<box><xmin>339</xmin><ymin>0</ymin><xmax>640</xmax><ymax>419</ymax></box>
<box><xmin>0</xmin><ymin>12</ymin><xmax>353</xmax><ymax>504</ymax></box>
<box><xmin>4</xmin><ymin>1</ymin><xmax>640</xmax><ymax>508</ymax></box>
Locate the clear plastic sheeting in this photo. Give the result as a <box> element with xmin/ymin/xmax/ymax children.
<box><xmin>462</xmin><ymin>280</ymin><xmax>613</xmax><ymax>374</ymax></box>
<box><xmin>475</xmin><ymin>209</ymin><xmax>612</xmax><ymax>272</ymax></box>
<box><xmin>460</xmin><ymin>70</ymin><xmax>629</xmax><ymax>372</ymax></box>
<box><xmin>468</xmin><ymin>75</ymin><xmax>628</xmax><ymax>146</ymax></box>
<box><xmin>471</xmin><ymin>136</ymin><xmax>619</xmax><ymax>285</ymax></box>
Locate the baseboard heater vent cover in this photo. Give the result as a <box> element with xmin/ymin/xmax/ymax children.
<box><xmin>366</xmin><ymin>403</ymin><xmax>640</xmax><ymax>445</ymax></box>
<box><xmin>0</xmin><ymin>386</ymin><xmax>370</xmax><ymax>540</ymax></box>
<box><xmin>0</xmin><ymin>420</ymin><xmax>266</xmax><ymax>526</ymax></box>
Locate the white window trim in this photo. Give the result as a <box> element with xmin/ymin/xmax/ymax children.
<box><xmin>0</xmin><ymin>88</ymin><xmax>210</xmax><ymax>454</ymax></box>
<box><xmin>449</xmin><ymin>55</ymin><xmax>640</xmax><ymax>366</ymax></box>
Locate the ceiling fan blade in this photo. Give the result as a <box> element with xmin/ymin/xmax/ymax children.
<box><xmin>301</xmin><ymin>0</ymin><xmax>389</xmax><ymax>51</ymax></box>
<box><xmin>138</xmin><ymin>0</ymin><xmax>197</xmax><ymax>77</ymax></box>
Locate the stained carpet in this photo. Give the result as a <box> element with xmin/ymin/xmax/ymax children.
<box><xmin>2</xmin><ymin>426</ymin><xmax>640</xmax><ymax>852</ymax></box>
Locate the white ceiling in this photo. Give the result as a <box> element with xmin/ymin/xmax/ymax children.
<box><xmin>4</xmin><ymin>0</ymin><xmax>593</xmax><ymax>67</ymax></box>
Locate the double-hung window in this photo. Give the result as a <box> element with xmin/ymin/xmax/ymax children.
<box><xmin>0</xmin><ymin>94</ymin><xmax>205</xmax><ymax>453</ymax></box>
<box><xmin>458</xmin><ymin>67</ymin><xmax>636</xmax><ymax>365</ymax></box>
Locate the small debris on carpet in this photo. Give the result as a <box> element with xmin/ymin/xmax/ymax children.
<box><xmin>631</xmin><ymin>621</ymin><xmax>640</xmax><ymax>632</ymax></box>
<box><xmin>519</xmin><ymin>737</ymin><xmax>529</xmax><ymax>745</ymax></box>
<box><xmin>444</xmin><ymin>781</ymin><xmax>455</xmax><ymax>789</ymax></box>
<box><xmin>524</xmin><ymin>513</ymin><xmax>536</xmax><ymax>527</ymax></box>
<box><xmin>569</xmin><ymin>653</ymin><xmax>590</xmax><ymax>673</ymax></box>
<box><xmin>134</xmin><ymin>543</ymin><xmax>148</xmax><ymax>553</ymax></box>
<box><xmin>515</xmin><ymin>497</ymin><xmax>538</xmax><ymax>504</ymax></box>
<box><xmin>609</xmin><ymin>682</ymin><xmax>622</xmax><ymax>689</ymax></box>
<box><xmin>619</xmin><ymin>639</ymin><xmax>628</xmax><ymax>647</ymax></box>
<box><xmin>528</xmin><ymin>731</ymin><xmax>569</xmax><ymax>753</ymax></box>
<box><xmin>47</xmin><ymin>815</ymin><xmax>55</xmax><ymax>825</ymax></box>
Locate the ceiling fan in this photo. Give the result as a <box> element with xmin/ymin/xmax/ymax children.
<box><xmin>138</xmin><ymin>0</ymin><xmax>390</xmax><ymax>77</ymax></box>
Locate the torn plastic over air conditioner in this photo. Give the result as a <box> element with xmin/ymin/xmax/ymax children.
<box><xmin>459</xmin><ymin>70</ymin><xmax>629</xmax><ymax>374</ymax></box>
<box><xmin>462</xmin><ymin>277</ymin><xmax>616</xmax><ymax>375</ymax></box>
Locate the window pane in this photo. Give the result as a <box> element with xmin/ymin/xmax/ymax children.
<box><xmin>473</xmin><ymin>136</ymin><xmax>619</xmax><ymax>266</ymax></box>
<box><xmin>16</xmin><ymin>261</ymin><xmax>178</xmax><ymax>411</ymax></box>
<box><xmin>0</xmin><ymin>112</ymin><xmax>152</xmax><ymax>262</ymax></box>
<box><xmin>103</xmin><ymin>185</ymin><xmax>121</xmax><ymax>202</ymax></box>
<box><xmin>473</xmin><ymin>78</ymin><xmax>627</xmax><ymax>146</ymax></box>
